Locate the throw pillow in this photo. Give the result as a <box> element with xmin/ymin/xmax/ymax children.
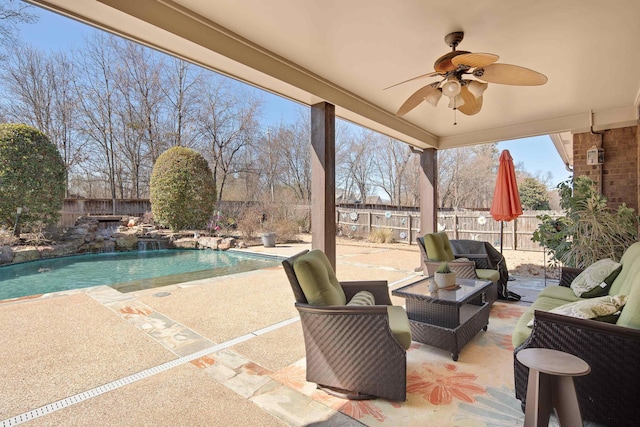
<box><xmin>528</xmin><ymin>295</ymin><xmax>627</xmax><ymax>327</ymax></box>
<box><xmin>347</xmin><ymin>290</ymin><xmax>375</xmax><ymax>306</ymax></box>
<box><xmin>570</xmin><ymin>258</ymin><xmax>622</xmax><ymax>297</ymax></box>
<box><xmin>580</xmin><ymin>265</ymin><xmax>622</xmax><ymax>298</ymax></box>
<box><xmin>555</xmin><ymin>294</ymin><xmax>626</xmax><ymax>318</ymax></box>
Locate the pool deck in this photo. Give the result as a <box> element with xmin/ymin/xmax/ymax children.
<box><xmin>0</xmin><ymin>240</ymin><xmax>547</xmax><ymax>426</ymax></box>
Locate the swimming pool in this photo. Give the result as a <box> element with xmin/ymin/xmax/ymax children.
<box><xmin>0</xmin><ymin>249</ymin><xmax>281</xmax><ymax>300</ymax></box>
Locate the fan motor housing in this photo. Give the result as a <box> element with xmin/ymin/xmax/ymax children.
<box><xmin>434</xmin><ymin>50</ymin><xmax>469</xmax><ymax>73</ymax></box>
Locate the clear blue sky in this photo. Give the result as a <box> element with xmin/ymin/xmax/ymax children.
<box><xmin>18</xmin><ymin>5</ymin><xmax>571</xmax><ymax>188</ymax></box>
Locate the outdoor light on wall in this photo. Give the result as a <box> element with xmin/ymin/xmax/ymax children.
<box><xmin>586</xmin><ymin>144</ymin><xmax>604</xmax><ymax>165</ymax></box>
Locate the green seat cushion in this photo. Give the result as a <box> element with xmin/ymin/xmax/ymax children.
<box><xmin>538</xmin><ymin>285</ymin><xmax>581</xmax><ymax>302</ymax></box>
<box><xmin>293</xmin><ymin>249</ymin><xmax>346</xmax><ymax>306</ymax></box>
<box><xmin>387</xmin><ymin>305</ymin><xmax>412</xmax><ymax>350</ymax></box>
<box><xmin>476</xmin><ymin>269</ymin><xmax>500</xmax><ymax>282</ymax></box>
<box><xmin>512</xmin><ymin>296</ymin><xmax>567</xmax><ymax>347</ymax></box>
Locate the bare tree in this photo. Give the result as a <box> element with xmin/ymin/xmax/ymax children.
<box><xmin>372</xmin><ymin>136</ymin><xmax>413</xmax><ymax>206</ymax></box>
<box><xmin>337</xmin><ymin>128</ymin><xmax>379</xmax><ymax>203</ymax></box>
<box><xmin>0</xmin><ymin>0</ymin><xmax>38</xmax><ymax>53</ymax></box>
<box><xmin>112</xmin><ymin>39</ymin><xmax>166</xmax><ymax>198</ymax></box>
<box><xmin>269</xmin><ymin>111</ymin><xmax>312</xmax><ymax>203</ymax></box>
<box><xmin>1</xmin><ymin>45</ymin><xmax>84</xmax><ymax>195</ymax></box>
<box><xmin>194</xmin><ymin>77</ymin><xmax>263</xmax><ymax>202</ymax></box>
<box><xmin>161</xmin><ymin>58</ymin><xmax>203</xmax><ymax>149</ymax></box>
<box><xmin>438</xmin><ymin>143</ymin><xmax>499</xmax><ymax>209</ymax></box>
<box><xmin>74</xmin><ymin>33</ymin><xmax>120</xmax><ymax>210</ymax></box>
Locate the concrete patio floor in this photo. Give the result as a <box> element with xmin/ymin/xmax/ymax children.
<box><xmin>0</xmin><ymin>240</ymin><xmax>545</xmax><ymax>426</ymax></box>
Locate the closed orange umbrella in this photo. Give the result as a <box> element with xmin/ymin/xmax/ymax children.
<box><xmin>491</xmin><ymin>150</ymin><xmax>522</xmax><ymax>252</ymax></box>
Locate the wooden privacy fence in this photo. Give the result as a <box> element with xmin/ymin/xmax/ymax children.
<box><xmin>60</xmin><ymin>199</ymin><xmax>151</xmax><ymax>227</ymax></box>
<box><xmin>336</xmin><ymin>206</ymin><xmax>562</xmax><ymax>251</ymax></box>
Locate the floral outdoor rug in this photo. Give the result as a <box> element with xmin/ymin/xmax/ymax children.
<box><xmin>271</xmin><ymin>302</ymin><xmax>528</xmax><ymax>426</ymax></box>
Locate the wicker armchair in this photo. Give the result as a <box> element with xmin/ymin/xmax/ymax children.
<box><xmin>417</xmin><ymin>234</ymin><xmax>499</xmax><ymax>303</ymax></box>
<box><xmin>282</xmin><ymin>249</ymin><xmax>410</xmax><ymax>401</ymax></box>
<box><xmin>514</xmin><ymin>267</ymin><xmax>640</xmax><ymax>427</ymax></box>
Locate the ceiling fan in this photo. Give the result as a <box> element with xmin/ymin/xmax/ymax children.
<box><xmin>386</xmin><ymin>31</ymin><xmax>547</xmax><ymax>119</ymax></box>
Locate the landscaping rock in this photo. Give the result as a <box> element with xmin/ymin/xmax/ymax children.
<box><xmin>218</xmin><ymin>237</ymin><xmax>237</xmax><ymax>250</ymax></box>
<box><xmin>39</xmin><ymin>245</ymin><xmax>67</xmax><ymax>259</ymax></box>
<box><xmin>0</xmin><ymin>245</ymin><xmax>14</xmax><ymax>265</ymax></box>
<box><xmin>173</xmin><ymin>238</ymin><xmax>198</xmax><ymax>249</ymax></box>
<box><xmin>113</xmin><ymin>233</ymin><xmax>138</xmax><ymax>251</ymax></box>
<box><xmin>198</xmin><ymin>236</ymin><xmax>222</xmax><ymax>250</ymax></box>
<box><xmin>12</xmin><ymin>248</ymin><xmax>41</xmax><ymax>264</ymax></box>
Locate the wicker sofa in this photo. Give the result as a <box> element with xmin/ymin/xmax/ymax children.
<box><xmin>513</xmin><ymin>242</ymin><xmax>640</xmax><ymax>427</ymax></box>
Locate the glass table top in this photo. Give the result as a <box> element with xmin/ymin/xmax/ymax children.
<box><xmin>392</xmin><ymin>277</ymin><xmax>492</xmax><ymax>304</ymax></box>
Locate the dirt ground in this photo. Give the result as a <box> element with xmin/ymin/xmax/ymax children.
<box><xmin>335</xmin><ymin>236</ymin><xmax>555</xmax><ymax>279</ymax></box>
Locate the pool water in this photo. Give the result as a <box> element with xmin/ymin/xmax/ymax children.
<box><xmin>0</xmin><ymin>250</ymin><xmax>281</xmax><ymax>300</ymax></box>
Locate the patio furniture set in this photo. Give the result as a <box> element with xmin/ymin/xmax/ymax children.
<box><xmin>282</xmin><ymin>234</ymin><xmax>640</xmax><ymax>426</ymax></box>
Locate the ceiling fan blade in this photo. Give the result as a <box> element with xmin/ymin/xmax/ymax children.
<box><xmin>383</xmin><ymin>71</ymin><xmax>440</xmax><ymax>90</ymax></box>
<box><xmin>476</xmin><ymin>63</ymin><xmax>547</xmax><ymax>85</ymax></box>
<box><xmin>396</xmin><ymin>84</ymin><xmax>440</xmax><ymax>116</ymax></box>
<box><xmin>458</xmin><ymin>86</ymin><xmax>483</xmax><ymax>115</ymax></box>
<box><xmin>451</xmin><ymin>53</ymin><xmax>499</xmax><ymax>68</ymax></box>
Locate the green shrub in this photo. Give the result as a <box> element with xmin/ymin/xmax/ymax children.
<box><xmin>150</xmin><ymin>147</ymin><xmax>216</xmax><ymax>231</ymax></box>
<box><xmin>532</xmin><ymin>177</ymin><xmax>638</xmax><ymax>268</ymax></box>
<box><xmin>0</xmin><ymin>124</ymin><xmax>66</xmax><ymax>229</ymax></box>
<box><xmin>369</xmin><ymin>227</ymin><xmax>395</xmax><ymax>244</ymax></box>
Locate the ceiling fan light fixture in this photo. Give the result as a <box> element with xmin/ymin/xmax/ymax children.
<box><xmin>425</xmin><ymin>89</ymin><xmax>442</xmax><ymax>107</ymax></box>
<box><xmin>441</xmin><ymin>78</ymin><xmax>461</xmax><ymax>98</ymax></box>
<box><xmin>447</xmin><ymin>94</ymin><xmax>465</xmax><ymax>109</ymax></box>
<box><xmin>467</xmin><ymin>80</ymin><xmax>488</xmax><ymax>98</ymax></box>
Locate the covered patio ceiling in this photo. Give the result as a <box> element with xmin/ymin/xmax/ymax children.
<box><xmin>29</xmin><ymin>0</ymin><xmax>640</xmax><ymax>160</ymax></box>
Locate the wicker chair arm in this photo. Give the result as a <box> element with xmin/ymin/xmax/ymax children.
<box><xmin>295</xmin><ymin>302</ymin><xmax>389</xmax><ymax>315</ymax></box>
<box><xmin>558</xmin><ymin>267</ymin><xmax>583</xmax><ymax>287</ymax></box>
<box><xmin>340</xmin><ymin>280</ymin><xmax>392</xmax><ymax>305</ymax></box>
<box><xmin>514</xmin><ymin>310</ymin><xmax>640</xmax><ymax>426</ymax></box>
<box><xmin>455</xmin><ymin>253</ymin><xmax>492</xmax><ymax>270</ymax></box>
<box><xmin>423</xmin><ymin>260</ymin><xmax>477</xmax><ymax>279</ymax></box>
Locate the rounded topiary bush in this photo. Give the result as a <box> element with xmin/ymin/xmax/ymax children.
<box><xmin>150</xmin><ymin>146</ymin><xmax>216</xmax><ymax>231</ymax></box>
<box><xmin>0</xmin><ymin>123</ymin><xmax>66</xmax><ymax>228</ymax></box>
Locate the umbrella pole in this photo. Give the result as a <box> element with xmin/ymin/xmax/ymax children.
<box><xmin>500</xmin><ymin>221</ymin><xmax>504</xmax><ymax>253</ymax></box>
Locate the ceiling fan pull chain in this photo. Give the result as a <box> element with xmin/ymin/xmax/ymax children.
<box><xmin>453</xmin><ymin>99</ymin><xmax>458</xmax><ymax>125</ymax></box>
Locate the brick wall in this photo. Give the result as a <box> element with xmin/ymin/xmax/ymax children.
<box><xmin>572</xmin><ymin>125</ymin><xmax>639</xmax><ymax>211</ymax></box>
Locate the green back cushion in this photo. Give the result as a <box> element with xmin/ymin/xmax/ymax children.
<box><xmin>293</xmin><ymin>249</ymin><xmax>346</xmax><ymax>306</ymax></box>
<box><xmin>617</xmin><ymin>274</ymin><xmax>640</xmax><ymax>328</ymax></box>
<box><xmin>423</xmin><ymin>232</ymin><xmax>455</xmax><ymax>262</ymax></box>
<box><xmin>610</xmin><ymin>242</ymin><xmax>640</xmax><ymax>295</ymax></box>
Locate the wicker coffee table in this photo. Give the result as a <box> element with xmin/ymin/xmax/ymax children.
<box><xmin>392</xmin><ymin>277</ymin><xmax>492</xmax><ymax>361</ymax></box>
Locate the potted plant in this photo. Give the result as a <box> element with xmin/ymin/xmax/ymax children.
<box><xmin>434</xmin><ymin>261</ymin><xmax>456</xmax><ymax>289</ymax></box>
